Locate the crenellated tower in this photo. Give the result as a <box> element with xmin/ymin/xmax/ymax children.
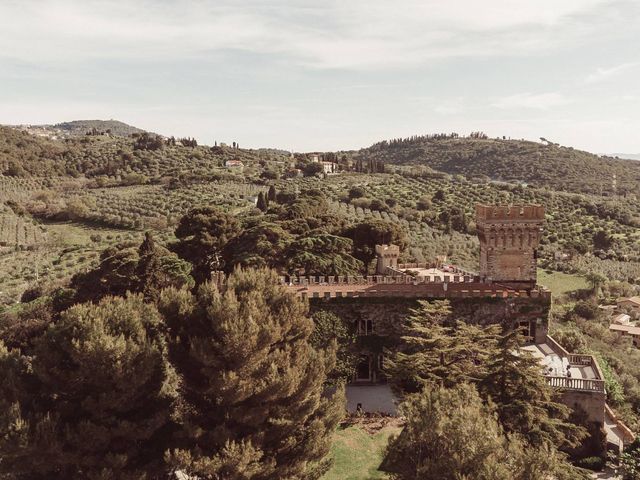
<box><xmin>375</xmin><ymin>244</ymin><xmax>400</xmax><ymax>275</ymax></box>
<box><xmin>475</xmin><ymin>204</ymin><xmax>545</xmax><ymax>286</ymax></box>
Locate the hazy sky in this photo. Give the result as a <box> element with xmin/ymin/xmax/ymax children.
<box><xmin>1</xmin><ymin>0</ymin><xmax>639</xmax><ymax>153</ymax></box>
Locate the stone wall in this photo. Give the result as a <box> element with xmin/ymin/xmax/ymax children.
<box><xmin>562</xmin><ymin>390</ymin><xmax>606</xmax><ymax>425</ymax></box>
<box><xmin>476</xmin><ymin>204</ymin><xmax>544</xmax><ymax>284</ymax></box>
<box><xmin>311</xmin><ymin>295</ymin><xmax>551</xmax><ymax>367</ymax></box>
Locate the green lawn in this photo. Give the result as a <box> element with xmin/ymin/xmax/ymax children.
<box><xmin>322</xmin><ymin>425</ymin><xmax>401</xmax><ymax>480</ymax></box>
<box><xmin>537</xmin><ymin>269</ymin><xmax>588</xmax><ymax>297</ymax></box>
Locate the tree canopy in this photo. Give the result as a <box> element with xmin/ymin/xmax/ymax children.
<box><xmin>159</xmin><ymin>268</ymin><xmax>344</xmax><ymax>479</ymax></box>
<box><xmin>0</xmin><ymin>295</ymin><xmax>178</xmax><ymax>479</ymax></box>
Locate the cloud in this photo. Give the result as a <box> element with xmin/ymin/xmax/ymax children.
<box><xmin>585</xmin><ymin>62</ymin><xmax>639</xmax><ymax>83</ymax></box>
<box><xmin>434</xmin><ymin>97</ymin><xmax>465</xmax><ymax>115</ymax></box>
<box><xmin>0</xmin><ymin>0</ymin><xmax>614</xmax><ymax>69</ymax></box>
<box><xmin>491</xmin><ymin>93</ymin><xmax>570</xmax><ymax>110</ymax></box>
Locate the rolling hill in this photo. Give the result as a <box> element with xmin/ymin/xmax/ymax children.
<box><xmin>353</xmin><ymin>136</ymin><xmax>640</xmax><ymax>195</ymax></box>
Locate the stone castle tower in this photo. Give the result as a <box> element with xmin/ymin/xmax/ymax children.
<box><xmin>475</xmin><ymin>204</ymin><xmax>545</xmax><ymax>286</ymax></box>
<box><xmin>375</xmin><ymin>244</ymin><xmax>400</xmax><ymax>275</ymax></box>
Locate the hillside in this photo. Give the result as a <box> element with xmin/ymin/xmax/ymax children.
<box><xmin>53</xmin><ymin>119</ymin><xmax>148</xmax><ymax>137</ymax></box>
<box><xmin>354</xmin><ymin>136</ymin><xmax>640</xmax><ymax>195</ymax></box>
<box><xmin>0</xmin><ymin>125</ymin><xmax>289</xmax><ymax>179</ymax></box>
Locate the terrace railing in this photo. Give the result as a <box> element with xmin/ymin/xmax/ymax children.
<box><xmin>545</xmin><ymin>376</ymin><xmax>605</xmax><ymax>393</ymax></box>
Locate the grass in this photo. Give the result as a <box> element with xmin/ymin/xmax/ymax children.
<box><xmin>0</xmin><ymin>221</ymin><xmax>143</xmax><ymax>304</ymax></box>
<box><xmin>537</xmin><ymin>269</ymin><xmax>589</xmax><ymax>297</ymax></box>
<box><xmin>322</xmin><ymin>425</ymin><xmax>401</xmax><ymax>480</ymax></box>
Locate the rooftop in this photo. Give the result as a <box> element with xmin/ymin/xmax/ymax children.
<box><xmin>610</xmin><ymin>324</ymin><xmax>640</xmax><ymax>336</ymax></box>
<box><xmin>618</xmin><ymin>296</ymin><xmax>640</xmax><ymax>306</ymax></box>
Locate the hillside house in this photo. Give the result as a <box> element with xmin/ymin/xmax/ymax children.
<box><xmin>617</xmin><ymin>296</ymin><xmax>640</xmax><ymax>317</ymax></box>
<box><xmin>612</xmin><ymin>313</ymin><xmax>632</xmax><ymax>325</ymax></box>
<box><xmin>610</xmin><ymin>324</ymin><xmax>640</xmax><ymax>347</ymax></box>
<box><xmin>224</xmin><ymin>160</ymin><xmax>244</xmax><ymax>170</ymax></box>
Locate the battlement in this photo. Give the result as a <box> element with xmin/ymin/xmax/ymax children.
<box><xmin>476</xmin><ymin>204</ymin><xmax>545</xmax><ymax>223</ymax></box>
<box><xmin>278</xmin><ymin>274</ymin><xmax>551</xmax><ymax>301</ymax></box>
<box><xmin>375</xmin><ymin>244</ymin><xmax>400</xmax><ymax>256</ymax></box>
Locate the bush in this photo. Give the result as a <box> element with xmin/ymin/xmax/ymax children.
<box><xmin>573</xmin><ymin>301</ymin><xmax>598</xmax><ymax>320</ymax></box>
<box><xmin>575</xmin><ymin>456</ymin><xmax>604</xmax><ymax>471</ymax></box>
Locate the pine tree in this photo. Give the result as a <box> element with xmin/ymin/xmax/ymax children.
<box><xmin>479</xmin><ymin>330</ymin><xmax>587</xmax><ymax>449</ymax></box>
<box><xmin>172</xmin><ymin>206</ymin><xmax>241</xmax><ymax>284</ymax></box>
<box><xmin>256</xmin><ymin>192</ymin><xmax>268</xmax><ymax>212</ymax></box>
<box><xmin>71</xmin><ymin>237</ymin><xmax>193</xmax><ymax>304</ymax></box>
<box><xmin>386</xmin><ymin>300</ymin><xmax>501</xmax><ymax>393</ymax></box>
<box><xmin>0</xmin><ymin>295</ymin><xmax>179</xmax><ymax>479</ymax></box>
<box><xmin>382</xmin><ymin>384</ymin><xmax>591</xmax><ymax>480</ymax></box>
<box><xmin>383</xmin><ymin>383</ymin><xmax>511</xmax><ymax>480</ymax></box>
<box><xmin>160</xmin><ymin>268</ymin><xmax>344</xmax><ymax>480</ymax></box>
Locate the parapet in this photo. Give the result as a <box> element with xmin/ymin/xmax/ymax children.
<box><xmin>375</xmin><ymin>244</ymin><xmax>400</xmax><ymax>256</ymax></box>
<box><xmin>476</xmin><ymin>204</ymin><xmax>545</xmax><ymax>223</ymax></box>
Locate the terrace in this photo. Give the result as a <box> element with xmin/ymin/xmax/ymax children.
<box><xmin>523</xmin><ymin>336</ymin><xmax>635</xmax><ymax>449</ymax></box>
<box><xmin>522</xmin><ymin>337</ymin><xmax>605</xmax><ymax>393</ymax></box>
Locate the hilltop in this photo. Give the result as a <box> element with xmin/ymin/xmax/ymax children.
<box><xmin>7</xmin><ymin>119</ymin><xmax>148</xmax><ymax>140</ymax></box>
<box><xmin>353</xmin><ymin>135</ymin><xmax>640</xmax><ymax>196</ymax></box>
<box><xmin>3</xmin><ymin>124</ymin><xmax>640</xmax><ymax>197</ymax></box>
<box><xmin>52</xmin><ymin>119</ymin><xmax>148</xmax><ymax>137</ymax></box>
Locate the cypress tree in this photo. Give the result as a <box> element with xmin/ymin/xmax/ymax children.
<box><xmin>0</xmin><ymin>295</ymin><xmax>178</xmax><ymax>479</ymax></box>
<box><xmin>160</xmin><ymin>268</ymin><xmax>344</xmax><ymax>480</ymax></box>
<box><xmin>267</xmin><ymin>185</ymin><xmax>277</xmax><ymax>203</ymax></box>
<box><xmin>256</xmin><ymin>192</ymin><xmax>268</xmax><ymax>212</ymax></box>
<box><xmin>136</xmin><ymin>231</ymin><xmax>163</xmax><ymax>301</ymax></box>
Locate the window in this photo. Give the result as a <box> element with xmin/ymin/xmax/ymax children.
<box><xmin>518</xmin><ymin>320</ymin><xmax>532</xmax><ymax>341</ymax></box>
<box><xmin>358</xmin><ymin>319</ymin><xmax>374</xmax><ymax>335</ymax></box>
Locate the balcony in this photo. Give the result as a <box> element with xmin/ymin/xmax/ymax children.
<box><xmin>522</xmin><ymin>337</ymin><xmax>606</xmax><ymax>394</ymax></box>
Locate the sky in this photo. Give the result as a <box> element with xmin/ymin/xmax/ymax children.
<box><xmin>1</xmin><ymin>0</ymin><xmax>639</xmax><ymax>153</ymax></box>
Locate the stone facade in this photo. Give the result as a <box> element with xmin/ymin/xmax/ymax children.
<box><xmin>476</xmin><ymin>204</ymin><xmax>545</xmax><ymax>286</ymax></box>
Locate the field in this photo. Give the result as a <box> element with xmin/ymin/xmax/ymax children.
<box><xmin>322</xmin><ymin>425</ymin><xmax>400</xmax><ymax>480</ymax></box>
<box><xmin>0</xmin><ymin>220</ymin><xmax>143</xmax><ymax>305</ymax></box>
<box><xmin>537</xmin><ymin>269</ymin><xmax>589</xmax><ymax>297</ymax></box>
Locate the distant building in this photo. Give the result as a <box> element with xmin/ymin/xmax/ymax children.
<box><xmin>610</xmin><ymin>324</ymin><xmax>640</xmax><ymax>347</ymax></box>
<box><xmin>321</xmin><ymin>161</ymin><xmax>337</xmax><ymax>174</ymax></box>
<box><xmin>224</xmin><ymin>160</ymin><xmax>244</xmax><ymax>169</ymax></box>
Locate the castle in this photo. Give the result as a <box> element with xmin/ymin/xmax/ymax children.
<box><xmin>279</xmin><ymin>204</ymin><xmax>634</xmax><ymax>451</ymax></box>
